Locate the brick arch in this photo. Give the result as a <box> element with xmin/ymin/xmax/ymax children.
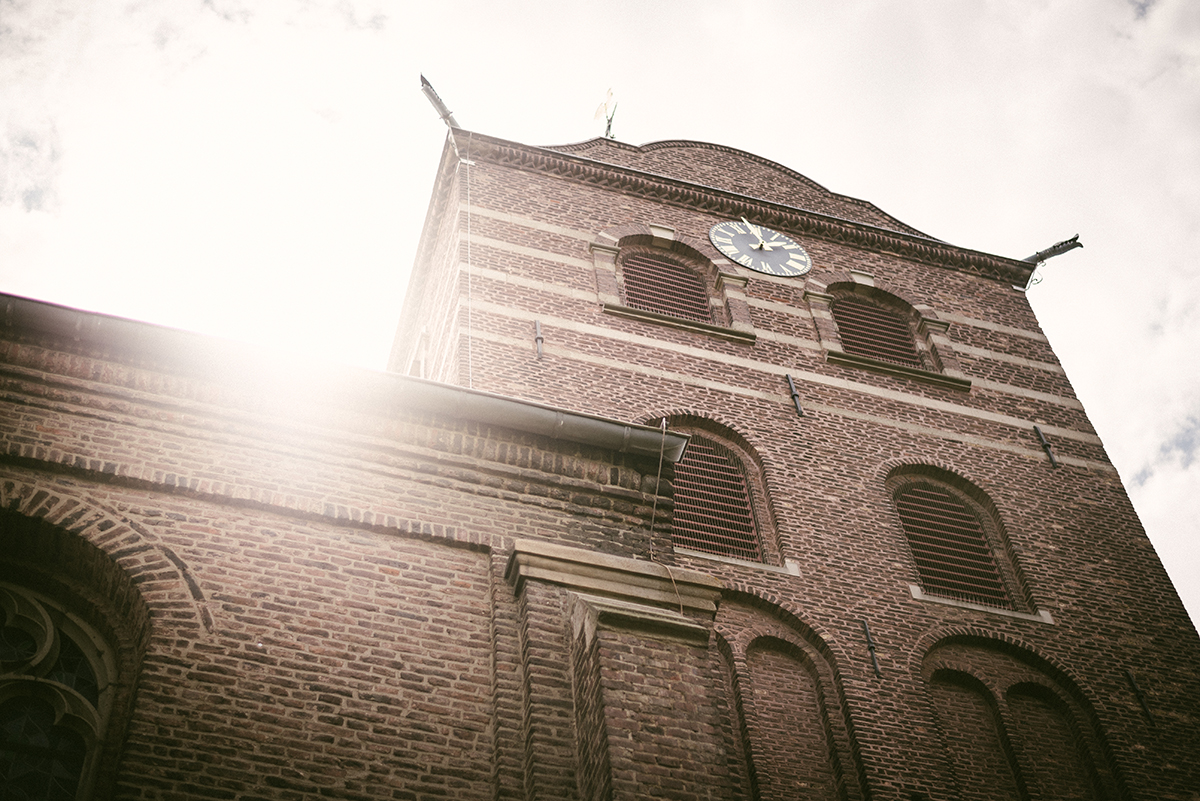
<box><xmin>645</xmin><ymin>414</ymin><xmax>782</xmax><ymax>565</ymax></box>
<box><xmin>714</xmin><ymin>590</ymin><xmax>867</xmax><ymax>801</ymax></box>
<box><xmin>881</xmin><ymin>464</ymin><xmax>1035</xmax><ymax>613</ymax></box>
<box><xmin>0</xmin><ymin>475</ymin><xmax>209</xmax><ymax>636</ymax></box>
<box><xmin>924</xmin><ymin>655</ymin><xmax>1010</xmax><ymax>703</ymax></box>
<box><xmin>923</xmin><ymin>664</ymin><xmax>1027</xmax><ymax>801</ymax></box>
<box><xmin>637</xmin><ymin>408</ymin><xmax>779</xmax><ymax>485</ymax></box>
<box><xmin>641</xmin><ymin>408</ymin><xmax>756</xmax><ymax>454</ymax></box>
<box><xmin>640</xmin><ymin>413</ymin><xmax>792</xmax><ymax>568</ymax></box>
<box><xmin>715</xmin><ymin>585</ymin><xmax>846</xmax><ymax>668</ymax></box>
<box><xmin>883</xmin><ymin>462</ymin><xmax>1011</xmax><ymax>528</ymax></box>
<box><xmin>806</xmin><ymin>270</ymin><xmax>938</xmax><ymax>319</ymax></box>
<box><xmin>914</xmin><ymin>631</ymin><xmax>1127</xmax><ymax>800</ymax></box>
<box><xmin>907</xmin><ymin>628</ymin><xmax>1096</xmax><ymax>711</ymax></box>
<box><xmin>875</xmin><ymin>456</ymin><xmax>1000</xmax><ymax>501</ymax></box>
<box><xmin>745</xmin><ymin>633</ymin><xmax>827</xmax><ymax>679</ymax></box>
<box><xmin>1005</xmin><ymin>679</ymin><xmax>1085</xmax><ymax>723</ymax></box>
<box><xmin>590</xmin><ymin>223</ymin><xmax>720</xmax><ymax>267</ymax></box>
<box><xmin>0</xmin><ymin>477</ymin><xmax>159</xmax><ymax>801</ymax></box>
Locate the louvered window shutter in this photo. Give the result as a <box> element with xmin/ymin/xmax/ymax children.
<box><xmin>895</xmin><ymin>483</ymin><xmax>1012</xmax><ymax>609</ymax></box>
<box><xmin>672</xmin><ymin>436</ymin><xmax>762</xmax><ymax>561</ymax></box>
<box><xmin>832</xmin><ymin>295</ymin><xmax>922</xmax><ymax>367</ymax></box>
<box><xmin>622</xmin><ymin>254</ymin><xmax>712</xmax><ymax>323</ymax></box>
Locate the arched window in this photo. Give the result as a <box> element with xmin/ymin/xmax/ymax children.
<box><xmin>590</xmin><ymin>225</ymin><xmax>757</xmax><ymax>342</ymax></box>
<box><xmin>672</xmin><ymin>434</ymin><xmax>762</xmax><ymax>562</ymax></box>
<box><xmin>888</xmin><ymin>470</ymin><xmax>1029</xmax><ymax>612</ymax></box>
<box><xmin>923</xmin><ymin>639</ymin><xmax>1120</xmax><ymax>800</ymax></box>
<box><xmin>0</xmin><ymin>583</ymin><xmax>116</xmax><ymax>800</ymax></box>
<box><xmin>831</xmin><ymin>292</ymin><xmax>922</xmax><ymax>368</ymax></box>
<box><xmin>621</xmin><ymin>252</ymin><xmax>713</xmax><ymax>323</ymax></box>
<box><xmin>894</xmin><ymin>482</ymin><xmax>1011</xmax><ymax>609</ymax></box>
<box><xmin>806</xmin><ymin>277</ymin><xmax>971</xmax><ymax>390</ymax></box>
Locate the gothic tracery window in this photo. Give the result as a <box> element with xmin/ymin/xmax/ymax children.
<box><xmin>0</xmin><ymin>583</ymin><xmax>113</xmax><ymax>801</ymax></box>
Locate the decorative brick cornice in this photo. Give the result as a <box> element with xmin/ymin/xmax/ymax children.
<box><xmin>460</xmin><ymin>131</ymin><xmax>1035</xmax><ymax>286</ymax></box>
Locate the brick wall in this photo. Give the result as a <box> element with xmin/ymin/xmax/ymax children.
<box><xmin>0</xmin><ymin>302</ymin><xmax>699</xmax><ymax>799</ymax></box>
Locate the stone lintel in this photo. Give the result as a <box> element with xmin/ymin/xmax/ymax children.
<box><xmin>506</xmin><ymin>539</ymin><xmax>723</xmax><ymax>615</ymax></box>
<box><xmin>569</xmin><ymin>592</ymin><xmax>711</xmax><ymax>644</ymax></box>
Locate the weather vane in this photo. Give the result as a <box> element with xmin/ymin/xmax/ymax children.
<box><xmin>594</xmin><ymin>89</ymin><xmax>617</xmax><ymax>139</ymax></box>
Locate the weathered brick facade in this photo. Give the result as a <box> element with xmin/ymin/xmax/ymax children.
<box><xmin>1</xmin><ymin>130</ymin><xmax>1197</xmax><ymax>800</ymax></box>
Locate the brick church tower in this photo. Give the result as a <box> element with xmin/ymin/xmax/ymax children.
<box><xmin>391</xmin><ymin>130</ymin><xmax>1200</xmax><ymax>799</ymax></box>
<box><xmin>1</xmin><ymin>126</ymin><xmax>1197</xmax><ymax>800</ymax></box>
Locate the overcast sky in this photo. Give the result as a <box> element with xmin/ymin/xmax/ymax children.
<box><xmin>2</xmin><ymin>0</ymin><xmax>1197</xmax><ymax>625</ymax></box>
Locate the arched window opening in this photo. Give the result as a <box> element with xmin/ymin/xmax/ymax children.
<box><xmin>0</xmin><ymin>583</ymin><xmax>114</xmax><ymax>800</ymax></box>
<box><xmin>922</xmin><ymin>640</ymin><xmax>1122</xmax><ymax>800</ymax></box>
<box><xmin>0</xmin><ymin>695</ymin><xmax>89</xmax><ymax>801</ymax></box>
<box><xmin>672</xmin><ymin>435</ymin><xmax>762</xmax><ymax>562</ymax></box>
<box><xmin>745</xmin><ymin>640</ymin><xmax>840</xmax><ymax>800</ymax></box>
<box><xmin>831</xmin><ymin>293</ymin><xmax>922</xmax><ymax>368</ymax></box>
<box><xmin>1007</xmin><ymin>684</ymin><xmax>1102</xmax><ymax>800</ymax></box>
<box><xmin>928</xmin><ymin>670</ymin><xmax>1023</xmax><ymax>801</ymax></box>
<box><xmin>621</xmin><ymin>252</ymin><xmax>713</xmax><ymax>323</ymax></box>
<box><xmin>894</xmin><ymin>481</ymin><xmax>1013</xmax><ymax>610</ymax></box>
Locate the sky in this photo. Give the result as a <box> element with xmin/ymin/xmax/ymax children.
<box><xmin>1</xmin><ymin>0</ymin><xmax>1197</xmax><ymax>625</ymax></box>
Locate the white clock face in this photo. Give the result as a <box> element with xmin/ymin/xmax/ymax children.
<box><xmin>709</xmin><ymin>219</ymin><xmax>812</xmax><ymax>277</ymax></box>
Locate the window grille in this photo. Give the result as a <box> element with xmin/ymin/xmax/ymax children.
<box><xmin>895</xmin><ymin>483</ymin><xmax>1012</xmax><ymax>609</ymax></box>
<box><xmin>832</xmin><ymin>294</ymin><xmax>922</xmax><ymax>368</ymax></box>
<box><xmin>672</xmin><ymin>436</ymin><xmax>761</xmax><ymax>561</ymax></box>
<box><xmin>622</xmin><ymin>253</ymin><xmax>712</xmax><ymax>323</ymax></box>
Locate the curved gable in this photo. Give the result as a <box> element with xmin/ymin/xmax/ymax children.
<box><xmin>548</xmin><ymin>138</ymin><xmax>927</xmax><ymax>236</ymax></box>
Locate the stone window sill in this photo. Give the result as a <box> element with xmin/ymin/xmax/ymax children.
<box><xmin>909</xmin><ymin>584</ymin><xmax>1054</xmax><ymax>624</ymax></box>
<box><xmin>674</xmin><ymin>547</ymin><xmax>797</xmax><ymax>575</ymax></box>
<box><xmin>602</xmin><ymin>303</ymin><xmax>756</xmax><ymax>344</ymax></box>
<box><xmin>826</xmin><ymin>349</ymin><xmax>971</xmax><ymax>391</ymax></box>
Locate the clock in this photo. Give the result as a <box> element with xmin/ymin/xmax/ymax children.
<box><xmin>709</xmin><ymin>218</ymin><xmax>812</xmax><ymax>277</ymax></box>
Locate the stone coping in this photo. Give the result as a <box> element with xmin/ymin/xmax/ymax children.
<box><xmin>506</xmin><ymin>539</ymin><xmax>724</xmax><ymax>614</ymax></box>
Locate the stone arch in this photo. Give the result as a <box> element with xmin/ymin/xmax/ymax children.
<box><xmin>806</xmin><ymin>270</ymin><xmax>935</xmax><ymax>317</ymax></box>
<box><xmin>804</xmin><ymin>270</ymin><xmax>969</xmax><ymax>388</ymax></box>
